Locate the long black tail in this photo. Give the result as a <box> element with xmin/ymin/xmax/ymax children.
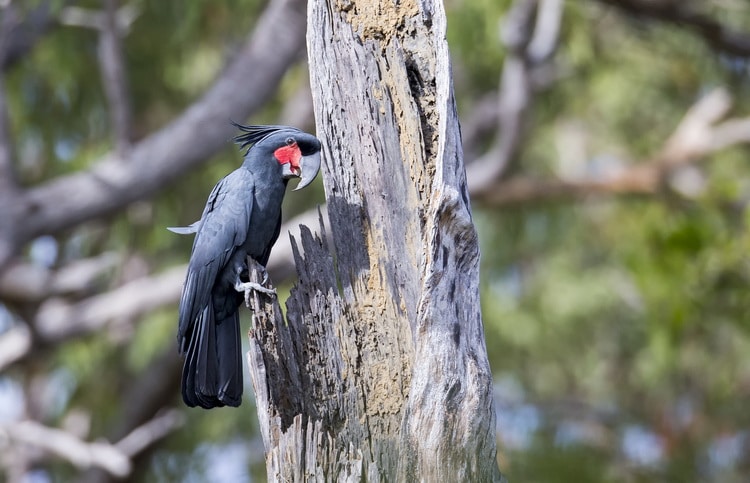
<box><xmin>181</xmin><ymin>304</ymin><xmax>242</xmax><ymax>408</ymax></box>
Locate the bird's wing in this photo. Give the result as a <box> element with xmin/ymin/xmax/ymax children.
<box><xmin>167</xmin><ymin>175</ymin><xmax>228</xmax><ymax>236</ymax></box>
<box><xmin>177</xmin><ymin>170</ymin><xmax>254</xmax><ymax>351</ymax></box>
<box><xmin>167</xmin><ymin>220</ymin><xmax>201</xmax><ymax>235</ymax></box>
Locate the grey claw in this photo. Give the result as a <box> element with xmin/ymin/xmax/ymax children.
<box><xmin>234</xmin><ymin>281</ymin><xmax>277</xmax><ymax>306</ymax></box>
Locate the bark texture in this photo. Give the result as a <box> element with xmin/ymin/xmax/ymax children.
<box><xmin>246</xmin><ymin>0</ymin><xmax>504</xmax><ymax>480</ymax></box>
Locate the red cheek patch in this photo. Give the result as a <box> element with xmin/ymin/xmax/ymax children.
<box><xmin>274</xmin><ymin>143</ymin><xmax>302</xmax><ymax>172</ymax></box>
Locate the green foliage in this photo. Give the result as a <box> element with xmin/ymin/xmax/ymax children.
<box><xmin>470</xmin><ymin>3</ymin><xmax>750</xmax><ymax>479</ymax></box>
<box><xmin>127</xmin><ymin>308</ymin><xmax>175</xmax><ymax>372</ymax></box>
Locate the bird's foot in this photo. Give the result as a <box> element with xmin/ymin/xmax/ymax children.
<box><xmin>234</xmin><ymin>280</ymin><xmax>277</xmax><ymax>307</ymax></box>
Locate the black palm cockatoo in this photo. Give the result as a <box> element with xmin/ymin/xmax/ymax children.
<box><xmin>168</xmin><ymin>124</ymin><xmax>321</xmax><ymax>409</ymax></box>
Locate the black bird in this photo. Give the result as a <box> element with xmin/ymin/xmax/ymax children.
<box><xmin>169</xmin><ymin>124</ymin><xmax>321</xmax><ymax>408</ymax></box>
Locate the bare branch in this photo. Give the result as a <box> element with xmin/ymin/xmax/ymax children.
<box><xmin>0</xmin><ymin>323</ymin><xmax>31</xmax><ymax>370</ymax></box>
<box><xmin>471</xmin><ymin>88</ymin><xmax>750</xmax><ymax>206</ymax></box>
<box><xmin>0</xmin><ymin>1</ymin><xmax>57</xmax><ymax>71</ymax></box>
<box><xmin>0</xmin><ymin>201</ymin><xmax>322</xmax><ymax>305</ymax></box>
<box><xmin>0</xmin><ymin>411</ymin><xmax>182</xmax><ymax>479</ymax></box>
<box><xmin>491</xmin><ymin>0</ymin><xmax>536</xmax><ymax>176</ymax></box>
<box><xmin>0</xmin><ymin>72</ymin><xmax>14</xmax><ymax>191</ymax></box>
<box><xmin>59</xmin><ymin>5</ymin><xmax>139</xmax><ymax>32</ymax></box>
<box><xmin>658</xmin><ymin>88</ymin><xmax>733</xmax><ymax>164</ymax></box>
<box><xmin>596</xmin><ymin>0</ymin><xmax>750</xmax><ymax>58</ymax></box>
<box><xmin>471</xmin><ymin>169</ymin><xmax>656</xmax><ymax>206</ymax></box>
<box><xmin>527</xmin><ymin>0</ymin><xmax>564</xmax><ymax>62</ymax></box>
<box><xmin>0</xmin><ymin>420</ymin><xmax>131</xmax><ymax>477</ymax></box>
<box><xmin>0</xmin><ymin>12</ymin><xmax>19</xmax><ymax>268</ymax></box>
<box><xmin>97</xmin><ymin>0</ymin><xmax>133</xmax><ymax>155</ymax></box>
<box><xmin>710</xmin><ymin>117</ymin><xmax>750</xmax><ymax>152</ymax></box>
<box><xmin>0</xmin><ymin>3</ymin><xmax>19</xmax><ymax>189</ymax></box>
<box><xmin>34</xmin><ymin>265</ymin><xmax>185</xmax><ymax>342</ymax></box>
<box><xmin>114</xmin><ymin>410</ymin><xmax>184</xmax><ymax>457</ymax></box>
<box><xmin>466</xmin><ymin>0</ymin><xmax>563</xmax><ymax>190</ymax></box>
<box><xmin>59</xmin><ymin>6</ymin><xmax>106</xmax><ymax>30</ymax></box>
<box><xmin>0</xmin><ymin>252</ymin><xmax>119</xmax><ymax>303</ymax></box>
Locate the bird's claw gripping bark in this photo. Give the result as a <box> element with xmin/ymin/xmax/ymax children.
<box><xmin>234</xmin><ymin>280</ymin><xmax>277</xmax><ymax>307</ymax></box>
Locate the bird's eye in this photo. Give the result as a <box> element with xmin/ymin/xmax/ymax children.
<box><xmin>285</xmin><ymin>137</ymin><xmax>295</xmax><ymax>146</ymax></box>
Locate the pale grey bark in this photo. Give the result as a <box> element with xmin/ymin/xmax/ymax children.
<box><xmin>246</xmin><ymin>0</ymin><xmax>504</xmax><ymax>480</ymax></box>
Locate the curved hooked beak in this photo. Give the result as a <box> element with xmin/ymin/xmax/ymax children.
<box><xmin>293</xmin><ymin>151</ymin><xmax>321</xmax><ymax>191</ymax></box>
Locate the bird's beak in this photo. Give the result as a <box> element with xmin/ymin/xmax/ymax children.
<box><xmin>293</xmin><ymin>151</ymin><xmax>321</xmax><ymax>191</ymax></box>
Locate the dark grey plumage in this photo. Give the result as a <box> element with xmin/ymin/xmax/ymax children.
<box><xmin>171</xmin><ymin>123</ymin><xmax>321</xmax><ymax>408</ymax></box>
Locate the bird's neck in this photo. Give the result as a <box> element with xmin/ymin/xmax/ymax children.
<box><xmin>242</xmin><ymin>157</ymin><xmax>282</xmax><ymax>179</ymax></box>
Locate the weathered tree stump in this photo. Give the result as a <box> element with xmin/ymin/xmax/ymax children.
<box><xmin>245</xmin><ymin>0</ymin><xmax>504</xmax><ymax>480</ymax></box>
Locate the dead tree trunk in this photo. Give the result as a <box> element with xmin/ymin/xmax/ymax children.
<box><xmin>246</xmin><ymin>0</ymin><xmax>504</xmax><ymax>480</ymax></box>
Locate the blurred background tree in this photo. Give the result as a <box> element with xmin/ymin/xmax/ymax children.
<box><xmin>0</xmin><ymin>0</ymin><xmax>749</xmax><ymax>481</ymax></box>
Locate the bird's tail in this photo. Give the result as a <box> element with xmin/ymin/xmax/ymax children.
<box><xmin>181</xmin><ymin>305</ymin><xmax>242</xmax><ymax>408</ymax></box>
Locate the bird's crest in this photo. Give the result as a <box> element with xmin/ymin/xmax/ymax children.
<box><xmin>231</xmin><ymin>123</ymin><xmax>301</xmax><ymax>153</ymax></box>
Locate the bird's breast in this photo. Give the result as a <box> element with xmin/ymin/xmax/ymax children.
<box><xmin>242</xmin><ymin>183</ymin><xmax>285</xmax><ymax>259</ymax></box>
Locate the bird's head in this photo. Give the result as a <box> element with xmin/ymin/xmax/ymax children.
<box><xmin>233</xmin><ymin>123</ymin><xmax>321</xmax><ymax>191</ymax></box>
